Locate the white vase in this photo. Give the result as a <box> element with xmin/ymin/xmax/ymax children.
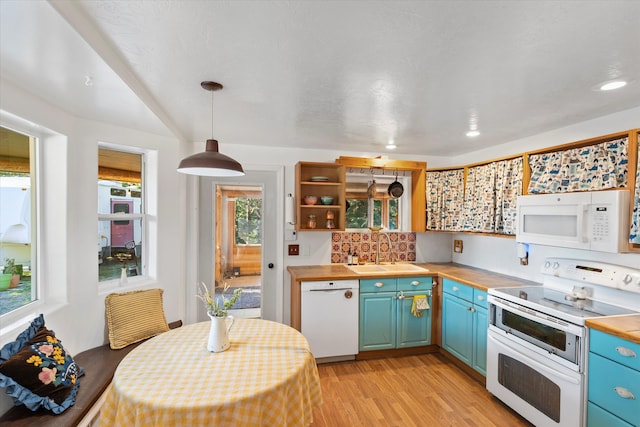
<box><xmin>207</xmin><ymin>314</ymin><xmax>234</xmax><ymax>352</ymax></box>
<box><xmin>120</xmin><ymin>266</ymin><xmax>127</xmax><ymax>285</ymax></box>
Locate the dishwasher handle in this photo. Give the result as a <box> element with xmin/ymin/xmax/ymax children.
<box><xmin>307</xmin><ymin>287</ymin><xmax>355</xmax><ymax>292</ymax></box>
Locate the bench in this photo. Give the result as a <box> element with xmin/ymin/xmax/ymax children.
<box><xmin>0</xmin><ymin>320</ymin><xmax>182</xmax><ymax>426</ymax></box>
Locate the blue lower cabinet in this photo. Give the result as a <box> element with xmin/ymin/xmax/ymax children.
<box><xmin>359</xmin><ymin>292</ymin><xmax>396</xmax><ymax>351</ymax></box>
<box><xmin>473</xmin><ymin>305</ymin><xmax>488</xmax><ymax>375</ymax></box>
<box><xmin>397</xmin><ymin>291</ymin><xmax>432</xmax><ymax>348</ymax></box>
<box><xmin>359</xmin><ymin>277</ymin><xmax>433</xmax><ymax>351</ymax></box>
<box><xmin>442</xmin><ymin>278</ymin><xmax>488</xmax><ymax>375</ymax></box>
<box><xmin>587</xmin><ymin>402</ymin><xmax>633</xmax><ymax>427</ymax></box>
<box><xmin>587</xmin><ymin>329</ymin><xmax>640</xmax><ymax>426</ymax></box>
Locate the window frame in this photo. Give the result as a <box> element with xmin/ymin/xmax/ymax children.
<box><xmin>0</xmin><ymin>117</ymin><xmax>51</xmax><ymax>329</ymax></box>
<box><xmin>97</xmin><ymin>145</ymin><xmax>147</xmax><ymax>286</ymax></box>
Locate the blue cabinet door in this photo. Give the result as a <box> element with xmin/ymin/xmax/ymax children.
<box><xmin>442</xmin><ymin>292</ymin><xmax>473</xmax><ymax>365</ymax></box>
<box><xmin>397</xmin><ymin>291</ymin><xmax>432</xmax><ymax>348</ymax></box>
<box><xmin>473</xmin><ymin>305</ymin><xmax>488</xmax><ymax>375</ymax></box>
<box><xmin>359</xmin><ymin>292</ymin><xmax>395</xmax><ymax>351</ymax></box>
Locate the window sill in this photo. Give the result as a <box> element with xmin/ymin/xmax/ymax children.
<box><xmin>0</xmin><ymin>301</ymin><xmax>68</xmax><ymax>347</ymax></box>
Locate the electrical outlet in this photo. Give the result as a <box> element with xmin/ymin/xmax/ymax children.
<box><xmin>453</xmin><ymin>239</ymin><xmax>463</xmax><ymax>253</ymax></box>
<box><xmin>288</xmin><ymin>244</ymin><xmax>300</xmax><ymax>256</ymax></box>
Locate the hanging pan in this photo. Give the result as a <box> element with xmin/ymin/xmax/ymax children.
<box><xmin>387</xmin><ymin>170</ymin><xmax>404</xmax><ymax>199</ymax></box>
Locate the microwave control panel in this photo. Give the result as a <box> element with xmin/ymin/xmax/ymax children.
<box><xmin>591</xmin><ymin>205</ymin><xmax>611</xmax><ymax>241</ymax></box>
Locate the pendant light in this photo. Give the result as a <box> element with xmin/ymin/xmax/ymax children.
<box><xmin>177</xmin><ymin>81</ymin><xmax>245</xmax><ymax>176</ymax></box>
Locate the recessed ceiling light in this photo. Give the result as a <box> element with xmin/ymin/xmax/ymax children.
<box><xmin>386</xmin><ymin>143</ymin><xmax>397</xmax><ymax>150</ymax></box>
<box><xmin>466</xmin><ymin>130</ymin><xmax>480</xmax><ymax>137</ymax></box>
<box><xmin>598</xmin><ymin>80</ymin><xmax>627</xmax><ymax>91</ymax></box>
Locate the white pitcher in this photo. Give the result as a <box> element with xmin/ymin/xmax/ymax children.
<box><xmin>207</xmin><ymin>314</ymin><xmax>234</xmax><ymax>352</ymax></box>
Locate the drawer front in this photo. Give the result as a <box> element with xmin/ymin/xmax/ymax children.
<box><xmin>360</xmin><ymin>278</ymin><xmax>397</xmax><ymax>293</ymax></box>
<box><xmin>587</xmin><ymin>402</ymin><xmax>633</xmax><ymax>427</ymax></box>
<box><xmin>397</xmin><ymin>276</ymin><xmax>432</xmax><ymax>292</ymax></box>
<box><xmin>473</xmin><ymin>289</ymin><xmax>488</xmax><ymax>309</ymax></box>
<box><xmin>442</xmin><ymin>278</ymin><xmax>473</xmax><ymax>302</ymax></box>
<box><xmin>588</xmin><ymin>352</ymin><xmax>640</xmax><ymax>425</ymax></box>
<box><xmin>590</xmin><ymin>329</ymin><xmax>640</xmax><ymax>372</ymax></box>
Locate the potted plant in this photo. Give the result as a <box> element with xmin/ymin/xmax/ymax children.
<box><xmin>197</xmin><ymin>282</ymin><xmax>242</xmax><ymax>352</ymax></box>
<box><xmin>3</xmin><ymin>258</ymin><xmax>22</xmax><ymax>288</ymax></box>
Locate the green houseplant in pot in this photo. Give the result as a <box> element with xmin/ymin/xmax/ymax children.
<box><xmin>4</xmin><ymin>258</ymin><xmax>22</xmax><ymax>288</ymax></box>
<box><xmin>1</xmin><ymin>258</ymin><xmax>21</xmax><ymax>290</ymax></box>
<box><xmin>197</xmin><ymin>282</ymin><xmax>242</xmax><ymax>353</ymax></box>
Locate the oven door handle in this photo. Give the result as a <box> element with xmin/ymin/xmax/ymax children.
<box><xmin>488</xmin><ymin>295</ymin><xmax>585</xmax><ymax>337</ymax></box>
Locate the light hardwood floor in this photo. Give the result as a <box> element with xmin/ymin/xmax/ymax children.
<box><xmin>311</xmin><ymin>353</ymin><xmax>534</xmax><ymax>427</ymax></box>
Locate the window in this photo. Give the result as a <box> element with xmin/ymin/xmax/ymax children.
<box><xmin>346</xmin><ymin>197</ymin><xmax>399</xmax><ymax>230</ymax></box>
<box><xmin>98</xmin><ymin>148</ymin><xmax>144</xmax><ymax>282</ymax></box>
<box><xmin>0</xmin><ymin>126</ymin><xmax>36</xmax><ymax>316</ymax></box>
<box><xmin>234</xmin><ymin>197</ymin><xmax>262</xmax><ymax>245</ymax></box>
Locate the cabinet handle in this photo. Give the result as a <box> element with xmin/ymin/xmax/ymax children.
<box><xmin>452</xmin><ymin>286</ymin><xmax>459</xmax><ymax>291</ymax></box>
<box><xmin>613</xmin><ymin>386</ymin><xmax>635</xmax><ymax>400</ymax></box>
<box><xmin>467</xmin><ymin>306</ymin><xmax>475</xmax><ymax>312</ymax></box>
<box><xmin>374</xmin><ymin>282</ymin><xmax>384</xmax><ymax>288</ymax></box>
<box><xmin>432</xmin><ymin>280</ymin><xmax>438</xmax><ymax>287</ymax></box>
<box><xmin>477</xmin><ymin>295</ymin><xmax>485</xmax><ymax>301</ymax></box>
<box><xmin>411</xmin><ymin>280</ymin><xmax>420</xmax><ymax>286</ymax></box>
<box><xmin>616</xmin><ymin>346</ymin><xmax>637</xmax><ymax>358</ymax></box>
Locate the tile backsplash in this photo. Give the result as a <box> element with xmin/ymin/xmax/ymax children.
<box><xmin>331</xmin><ymin>231</ymin><xmax>417</xmax><ymax>264</ymax></box>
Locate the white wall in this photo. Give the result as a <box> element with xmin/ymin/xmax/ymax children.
<box><xmin>0</xmin><ymin>78</ymin><xmax>184</xmax><ymax>352</ymax></box>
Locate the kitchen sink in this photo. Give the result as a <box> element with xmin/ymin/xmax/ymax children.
<box><xmin>377</xmin><ymin>263</ymin><xmax>429</xmax><ymax>273</ymax></box>
<box><xmin>346</xmin><ymin>264</ymin><xmax>387</xmax><ymax>274</ymax></box>
<box><xmin>346</xmin><ymin>263</ymin><xmax>429</xmax><ymax>274</ymax></box>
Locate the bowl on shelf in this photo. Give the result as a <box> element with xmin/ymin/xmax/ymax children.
<box><xmin>303</xmin><ymin>195</ymin><xmax>318</xmax><ymax>205</ymax></box>
<box><xmin>319</xmin><ymin>196</ymin><xmax>334</xmax><ymax>205</ymax></box>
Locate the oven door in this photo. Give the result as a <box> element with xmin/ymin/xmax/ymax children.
<box><xmin>487</xmin><ymin>329</ymin><xmax>584</xmax><ymax>427</ymax></box>
<box><xmin>489</xmin><ymin>296</ymin><xmax>584</xmax><ymax>369</ymax></box>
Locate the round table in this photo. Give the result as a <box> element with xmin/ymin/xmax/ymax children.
<box><xmin>99</xmin><ymin>319</ymin><xmax>322</xmax><ymax>426</ymax></box>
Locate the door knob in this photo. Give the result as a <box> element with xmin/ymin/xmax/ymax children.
<box><xmin>268</xmin><ymin>263</ymin><xmax>274</xmax><ymax>269</ymax></box>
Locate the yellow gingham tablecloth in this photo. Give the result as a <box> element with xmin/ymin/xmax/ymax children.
<box><xmin>99</xmin><ymin>319</ymin><xmax>322</xmax><ymax>426</ymax></box>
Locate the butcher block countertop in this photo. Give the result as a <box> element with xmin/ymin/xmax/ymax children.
<box><xmin>287</xmin><ymin>262</ymin><xmax>540</xmax><ymax>291</ymax></box>
<box><xmin>287</xmin><ymin>262</ymin><xmax>539</xmax><ymax>331</ymax></box>
<box><xmin>586</xmin><ymin>315</ymin><xmax>640</xmax><ymax>345</ymax></box>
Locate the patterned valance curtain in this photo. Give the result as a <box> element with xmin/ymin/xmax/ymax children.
<box><xmin>426</xmin><ymin>169</ymin><xmax>464</xmax><ymax>231</ymax></box>
<box><xmin>630</xmin><ymin>135</ymin><xmax>640</xmax><ymax>244</ymax></box>
<box><xmin>528</xmin><ymin>137</ymin><xmax>628</xmax><ymax>194</ymax></box>
<box><xmin>461</xmin><ymin>157</ymin><xmax>523</xmax><ymax>234</ymax></box>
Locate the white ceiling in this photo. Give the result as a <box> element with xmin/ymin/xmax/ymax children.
<box><xmin>1</xmin><ymin>0</ymin><xmax>639</xmax><ymax>157</ymax></box>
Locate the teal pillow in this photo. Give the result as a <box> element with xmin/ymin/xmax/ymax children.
<box><xmin>0</xmin><ymin>314</ymin><xmax>81</xmax><ymax>413</ymax></box>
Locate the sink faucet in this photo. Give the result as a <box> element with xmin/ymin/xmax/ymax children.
<box><xmin>375</xmin><ymin>232</ymin><xmax>395</xmax><ymax>264</ymax></box>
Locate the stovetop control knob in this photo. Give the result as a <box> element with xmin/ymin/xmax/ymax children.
<box><xmin>552</xmin><ymin>262</ymin><xmax>560</xmax><ymax>270</ymax></box>
<box><xmin>622</xmin><ymin>274</ymin><xmax>633</xmax><ymax>285</ymax></box>
<box><xmin>544</xmin><ymin>261</ymin><xmax>551</xmax><ymax>269</ymax></box>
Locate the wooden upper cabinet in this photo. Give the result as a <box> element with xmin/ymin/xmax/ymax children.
<box><xmin>336</xmin><ymin>156</ymin><xmax>427</xmax><ymax>232</ymax></box>
<box><xmin>295</xmin><ymin>162</ymin><xmax>346</xmax><ymax>231</ymax></box>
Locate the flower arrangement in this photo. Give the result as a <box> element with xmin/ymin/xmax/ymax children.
<box><xmin>197</xmin><ymin>282</ymin><xmax>242</xmax><ymax>317</ymax></box>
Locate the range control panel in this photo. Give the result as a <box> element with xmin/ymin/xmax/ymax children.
<box><xmin>541</xmin><ymin>257</ymin><xmax>640</xmax><ymax>295</ymax></box>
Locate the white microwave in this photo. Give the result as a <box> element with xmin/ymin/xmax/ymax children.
<box><xmin>516</xmin><ymin>189</ymin><xmax>630</xmax><ymax>253</ymax></box>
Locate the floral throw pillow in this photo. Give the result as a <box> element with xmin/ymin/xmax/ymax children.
<box><xmin>0</xmin><ymin>314</ymin><xmax>81</xmax><ymax>413</ymax></box>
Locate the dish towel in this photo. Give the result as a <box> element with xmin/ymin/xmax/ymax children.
<box><xmin>411</xmin><ymin>295</ymin><xmax>430</xmax><ymax>317</ymax></box>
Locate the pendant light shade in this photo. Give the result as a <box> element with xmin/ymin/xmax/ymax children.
<box><xmin>177</xmin><ymin>139</ymin><xmax>244</xmax><ymax>176</ymax></box>
<box><xmin>177</xmin><ymin>81</ymin><xmax>245</xmax><ymax>177</ymax></box>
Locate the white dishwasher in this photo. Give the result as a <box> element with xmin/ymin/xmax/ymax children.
<box><xmin>301</xmin><ymin>280</ymin><xmax>359</xmax><ymax>359</ymax></box>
